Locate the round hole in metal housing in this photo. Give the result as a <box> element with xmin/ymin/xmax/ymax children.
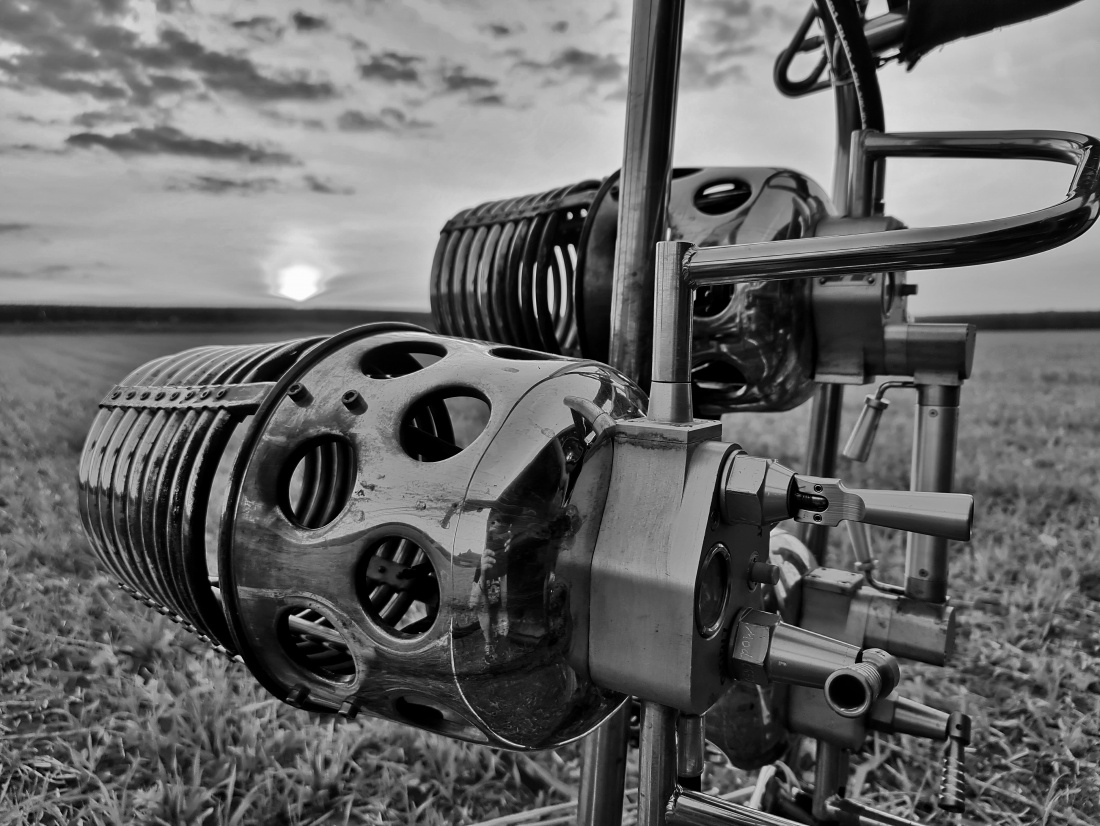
<box><xmin>278</xmin><ymin>434</ymin><xmax>356</xmax><ymax>529</ymax></box>
<box><xmin>361</xmin><ymin>341</ymin><xmax>446</xmax><ymax>379</ymax></box>
<box><xmin>358</xmin><ymin>535</ymin><xmax>440</xmax><ymax>639</ymax></box>
<box><xmin>399</xmin><ymin>389</ymin><xmax>490</xmax><ymax>462</ymax></box>
<box><xmin>278</xmin><ymin>606</ymin><xmax>356</xmax><ymax>684</ymax></box>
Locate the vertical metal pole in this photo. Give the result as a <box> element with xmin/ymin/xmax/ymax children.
<box><xmin>607</xmin><ymin>0</ymin><xmax>686</xmax><ymax>385</ymax></box>
<box><xmin>638</xmin><ymin>702</ymin><xmax>678</xmax><ymax>826</ymax></box>
<box><xmin>675</xmin><ymin>713</ymin><xmax>705</xmax><ymax>792</ymax></box>
<box><xmin>904</xmin><ymin>385</ymin><xmax>960</xmax><ymax>603</ymax></box>
<box><xmin>577</xmin><ymin>705</ymin><xmax>631</xmax><ymax>825</ymax></box>
<box><xmin>578</xmin><ymin>2</ymin><xmax>685</xmax><ymax>823</ymax></box>
<box><xmin>800</xmin><ymin>384</ymin><xmax>845</xmax><ymax>558</ymax></box>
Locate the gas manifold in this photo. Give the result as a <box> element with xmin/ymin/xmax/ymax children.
<box><xmin>79</xmin><ymin>323</ymin><xmax>972</xmax><ymax>808</ymax></box>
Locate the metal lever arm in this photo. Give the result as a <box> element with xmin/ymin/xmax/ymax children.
<box><xmin>791</xmin><ymin>475</ymin><xmax>973</xmax><ymax>541</ymax></box>
<box><xmin>719</xmin><ymin>453</ymin><xmax>973</xmax><ymax>541</ymax></box>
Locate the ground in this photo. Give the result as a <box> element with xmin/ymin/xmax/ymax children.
<box><xmin>1</xmin><ymin>327</ymin><xmax>1097</xmax><ymax>825</ymax></box>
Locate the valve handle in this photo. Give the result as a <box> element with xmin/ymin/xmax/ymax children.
<box><xmin>791</xmin><ymin>475</ymin><xmax>973</xmax><ymax>541</ymax></box>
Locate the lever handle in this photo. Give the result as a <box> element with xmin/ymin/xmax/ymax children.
<box><xmin>842</xmin><ymin>394</ymin><xmax>889</xmax><ymax>462</ymax></box>
<box><xmin>792</xmin><ymin>476</ymin><xmax>973</xmax><ymax>541</ymax></box>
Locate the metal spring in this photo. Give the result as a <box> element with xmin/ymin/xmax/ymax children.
<box><xmin>430</xmin><ymin>180</ymin><xmax>601</xmax><ymax>355</ymax></box>
<box><xmin>78</xmin><ymin>338</ymin><xmax>319</xmax><ymax>651</ymax></box>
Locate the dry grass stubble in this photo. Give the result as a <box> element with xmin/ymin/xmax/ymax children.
<box><xmin>1</xmin><ymin>329</ymin><xmax>1098</xmax><ymax>824</ymax></box>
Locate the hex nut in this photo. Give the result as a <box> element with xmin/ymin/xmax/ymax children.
<box><xmin>727</xmin><ymin>609</ymin><xmax>780</xmax><ymax>685</ymax></box>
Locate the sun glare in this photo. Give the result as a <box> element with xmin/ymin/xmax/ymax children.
<box><xmin>264</xmin><ymin>228</ymin><xmax>337</xmax><ymax>303</ymax></box>
<box><xmin>275</xmin><ymin>263</ymin><xmax>324</xmax><ymax>302</ymax></box>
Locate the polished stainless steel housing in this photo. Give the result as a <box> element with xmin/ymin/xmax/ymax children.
<box><xmin>431</xmin><ymin>166</ymin><xmax>834</xmax><ymax>416</ymax></box>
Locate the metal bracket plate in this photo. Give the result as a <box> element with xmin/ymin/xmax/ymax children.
<box><xmin>100</xmin><ymin>382</ymin><xmax>274</xmax><ymax>412</ymax></box>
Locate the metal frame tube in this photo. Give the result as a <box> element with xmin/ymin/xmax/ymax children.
<box><xmin>904</xmin><ymin>385</ymin><xmax>961</xmax><ymax>603</ymax></box>
<box><xmin>638</xmin><ymin>702</ymin><xmax>678</xmax><ymax>826</ymax></box>
<box><xmin>580</xmin><ymin>2</ymin><xmax>686</xmax><ymax>820</ymax></box>
<box><xmin>607</xmin><ymin>0</ymin><xmax>686</xmax><ymax>384</ymax></box>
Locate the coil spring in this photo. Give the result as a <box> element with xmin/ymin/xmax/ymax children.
<box><xmin>78</xmin><ymin>327</ymin><xmax>459</xmax><ymax>661</ymax></box>
<box><xmin>78</xmin><ymin>338</ymin><xmax>319</xmax><ymax>651</ymax></box>
<box><xmin>430</xmin><ymin>179</ymin><xmax>601</xmax><ymax>356</ymax></box>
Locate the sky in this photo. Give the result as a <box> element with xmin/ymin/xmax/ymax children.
<box><xmin>0</xmin><ymin>0</ymin><xmax>1098</xmax><ymax>316</ymax></box>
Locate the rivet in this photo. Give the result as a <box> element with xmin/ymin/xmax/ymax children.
<box><xmin>169</xmin><ymin>391</ymin><xmax>180</xmax><ymax>400</ymax></box>
<box><xmin>199</xmin><ymin>389</ymin><xmax>211</xmax><ymax>399</ymax></box>
<box><xmin>154</xmin><ymin>391</ymin><xmax>165</xmax><ymax>400</ymax></box>
<box><xmin>285</xmin><ymin>685</ymin><xmax>310</xmax><ymax>708</ymax></box>
<box><xmin>110</xmin><ymin>389</ymin><xmax>121</xmax><ymax>399</ymax></box>
<box><xmin>139</xmin><ymin>391</ymin><xmax>150</xmax><ymax>400</ymax></box>
<box><xmin>819</xmin><ymin>277</ymin><xmax>828</xmax><ymax>284</ymax></box>
<box><xmin>866</xmin><ymin>275</ymin><xmax>876</xmax><ymax>284</ymax></box>
<box><xmin>215</xmin><ymin>388</ymin><xmax>227</xmax><ymax>399</ymax></box>
<box><xmin>126</xmin><ymin>390</ymin><xmax>136</xmax><ymax>399</ymax></box>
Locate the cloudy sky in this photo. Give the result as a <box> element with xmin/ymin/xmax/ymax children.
<box><xmin>1</xmin><ymin>0</ymin><xmax>1098</xmax><ymax>315</ymax></box>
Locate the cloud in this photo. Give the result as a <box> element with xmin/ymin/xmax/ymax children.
<box><xmin>65</xmin><ymin>125</ymin><xmax>298</xmax><ymax>164</ymax></box>
<box><xmin>336</xmin><ymin>107</ymin><xmax>430</xmax><ymax>133</ymax></box>
<box><xmin>291</xmin><ymin>11</ymin><xmax>328</xmax><ymax>32</ymax></box>
<box><xmin>357</xmin><ymin>51</ymin><xmax>423</xmax><ymax>84</ymax></box>
<box><xmin>0</xmin><ymin>223</ymin><xmax>33</xmax><ymax>234</ymax></box>
<box><xmin>167</xmin><ymin>175</ymin><xmax>282</xmax><ymax>194</ymax></box>
<box><xmin>261</xmin><ymin>110</ymin><xmax>327</xmax><ymax>131</ymax></box>
<box><xmin>518</xmin><ymin>48</ymin><xmax>624</xmax><ymax>87</ymax></box>
<box><xmin>0</xmin><ymin>3</ymin><xmax>335</xmax><ymax>108</ymax></box>
<box><xmin>304</xmin><ymin>175</ymin><xmax>355</xmax><ymax>195</ymax></box>
<box><xmin>472</xmin><ymin>93</ymin><xmax>506</xmax><ymax>107</ymax></box>
<box><xmin>678</xmin><ymin>0</ymin><xmax>790</xmax><ymax>90</ymax></box>
<box><xmin>482</xmin><ymin>23</ymin><xmax>521</xmax><ymax>38</ymax></box>
<box><xmin>231</xmin><ymin>16</ymin><xmax>285</xmax><ymax>43</ymax></box>
<box><xmin>550</xmin><ymin>21</ymin><xmax>569</xmax><ymax>33</ymax></box>
<box><xmin>441</xmin><ymin>65</ymin><xmax>498</xmax><ymax>93</ymax></box>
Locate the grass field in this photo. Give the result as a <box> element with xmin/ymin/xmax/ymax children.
<box><xmin>1</xmin><ymin>328</ymin><xmax>1098</xmax><ymax>825</ymax></box>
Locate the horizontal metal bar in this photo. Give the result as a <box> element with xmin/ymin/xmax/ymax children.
<box><xmin>100</xmin><ymin>382</ymin><xmax>274</xmax><ymax>412</ymax></box>
<box><xmin>683</xmin><ymin>130</ymin><xmax>1099</xmax><ymax>287</ymax></box>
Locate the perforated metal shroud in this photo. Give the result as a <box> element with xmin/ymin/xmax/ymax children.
<box><xmin>79</xmin><ymin>324</ymin><xmax>650</xmax><ymax>750</ymax></box>
<box><xmin>430</xmin><ymin>166</ymin><xmax>835</xmax><ymax>414</ymax></box>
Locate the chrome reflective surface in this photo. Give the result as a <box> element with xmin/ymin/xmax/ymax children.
<box><xmin>219</xmin><ymin>327</ymin><xmax>647</xmax><ymax>749</ymax></box>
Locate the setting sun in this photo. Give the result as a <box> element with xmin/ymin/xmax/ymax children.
<box><xmin>273</xmin><ymin>263</ymin><xmax>324</xmax><ymax>302</ymax></box>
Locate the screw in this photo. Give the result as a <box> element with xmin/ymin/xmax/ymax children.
<box><xmin>929</xmin><ymin>409</ymin><xmax>939</xmax><ymax>418</ymax></box>
<box><xmin>288</xmin><ymin>383</ymin><xmax>310</xmax><ymax>404</ymax></box>
<box><xmin>338</xmin><ymin>699</ymin><xmax>361</xmax><ymax>720</ymax></box>
<box><xmin>169</xmin><ymin>391</ymin><xmax>180</xmax><ymax>400</ymax></box>
<box><xmin>813</xmin><ymin>484</ymin><xmax>823</xmax><ymax>493</ymax></box>
<box><xmin>919</xmin><ymin>568</ymin><xmax>929</xmax><ymax>577</ymax></box>
<box><xmin>285</xmin><ymin>685</ymin><xmax>310</xmax><ymax>708</ymax></box>
<box><xmin>342</xmin><ymin>389</ymin><xmax>365</xmax><ymax>412</ymax></box>
<box><xmin>184</xmin><ymin>389</ymin><xmax>195</xmax><ymax>399</ymax></box>
<box><xmin>813</xmin><ymin>514</ymin><xmax>823</xmax><ymax>523</ymax></box>
<box><xmin>819</xmin><ymin>277</ymin><xmax>828</xmax><ymax>284</ymax></box>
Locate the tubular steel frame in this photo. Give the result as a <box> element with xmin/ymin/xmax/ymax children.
<box><xmin>574</xmin><ymin>1</ymin><xmax>1100</xmax><ymax>825</ymax></box>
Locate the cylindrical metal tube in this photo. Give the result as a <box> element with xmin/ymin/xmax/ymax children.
<box><xmin>676</xmin><ymin>714</ymin><xmax>705</xmax><ymax>790</ymax></box>
<box><xmin>801</xmin><ymin>385</ymin><xmax>845</xmax><ymax>559</ymax></box>
<box><xmin>905</xmin><ymin>385</ymin><xmax>961</xmax><ymax>602</ymax></box>
<box><xmin>582</xmin><ymin>1</ymin><xmax>685</xmax><ymax>811</ymax></box>
<box><xmin>649</xmin><ymin>240</ymin><xmax>696</xmax><ymax>424</ymax></box>
<box><xmin>638</xmin><ymin>702</ymin><xmax>678</xmax><ymax>826</ymax></box>
<box><xmin>577</xmin><ymin>704</ymin><xmax>630</xmax><ymax>826</ymax></box>
<box><xmin>666</xmin><ymin>788</ymin><xmax>804</xmax><ymax>826</ymax></box>
<box><xmin>843</xmin><ymin>394</ymin><xmax>889</xmax><ymax>462</ymax></box>
<box><xmin>608</xmin><ymin>0</ymin><xmax>685</xmax><ymax>384</ymax></box>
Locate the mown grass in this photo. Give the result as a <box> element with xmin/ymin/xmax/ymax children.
<box><xmin>1</xmin><ymin>328</ymin><xmax>1098</xmax><ymax>825</ymax></box>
